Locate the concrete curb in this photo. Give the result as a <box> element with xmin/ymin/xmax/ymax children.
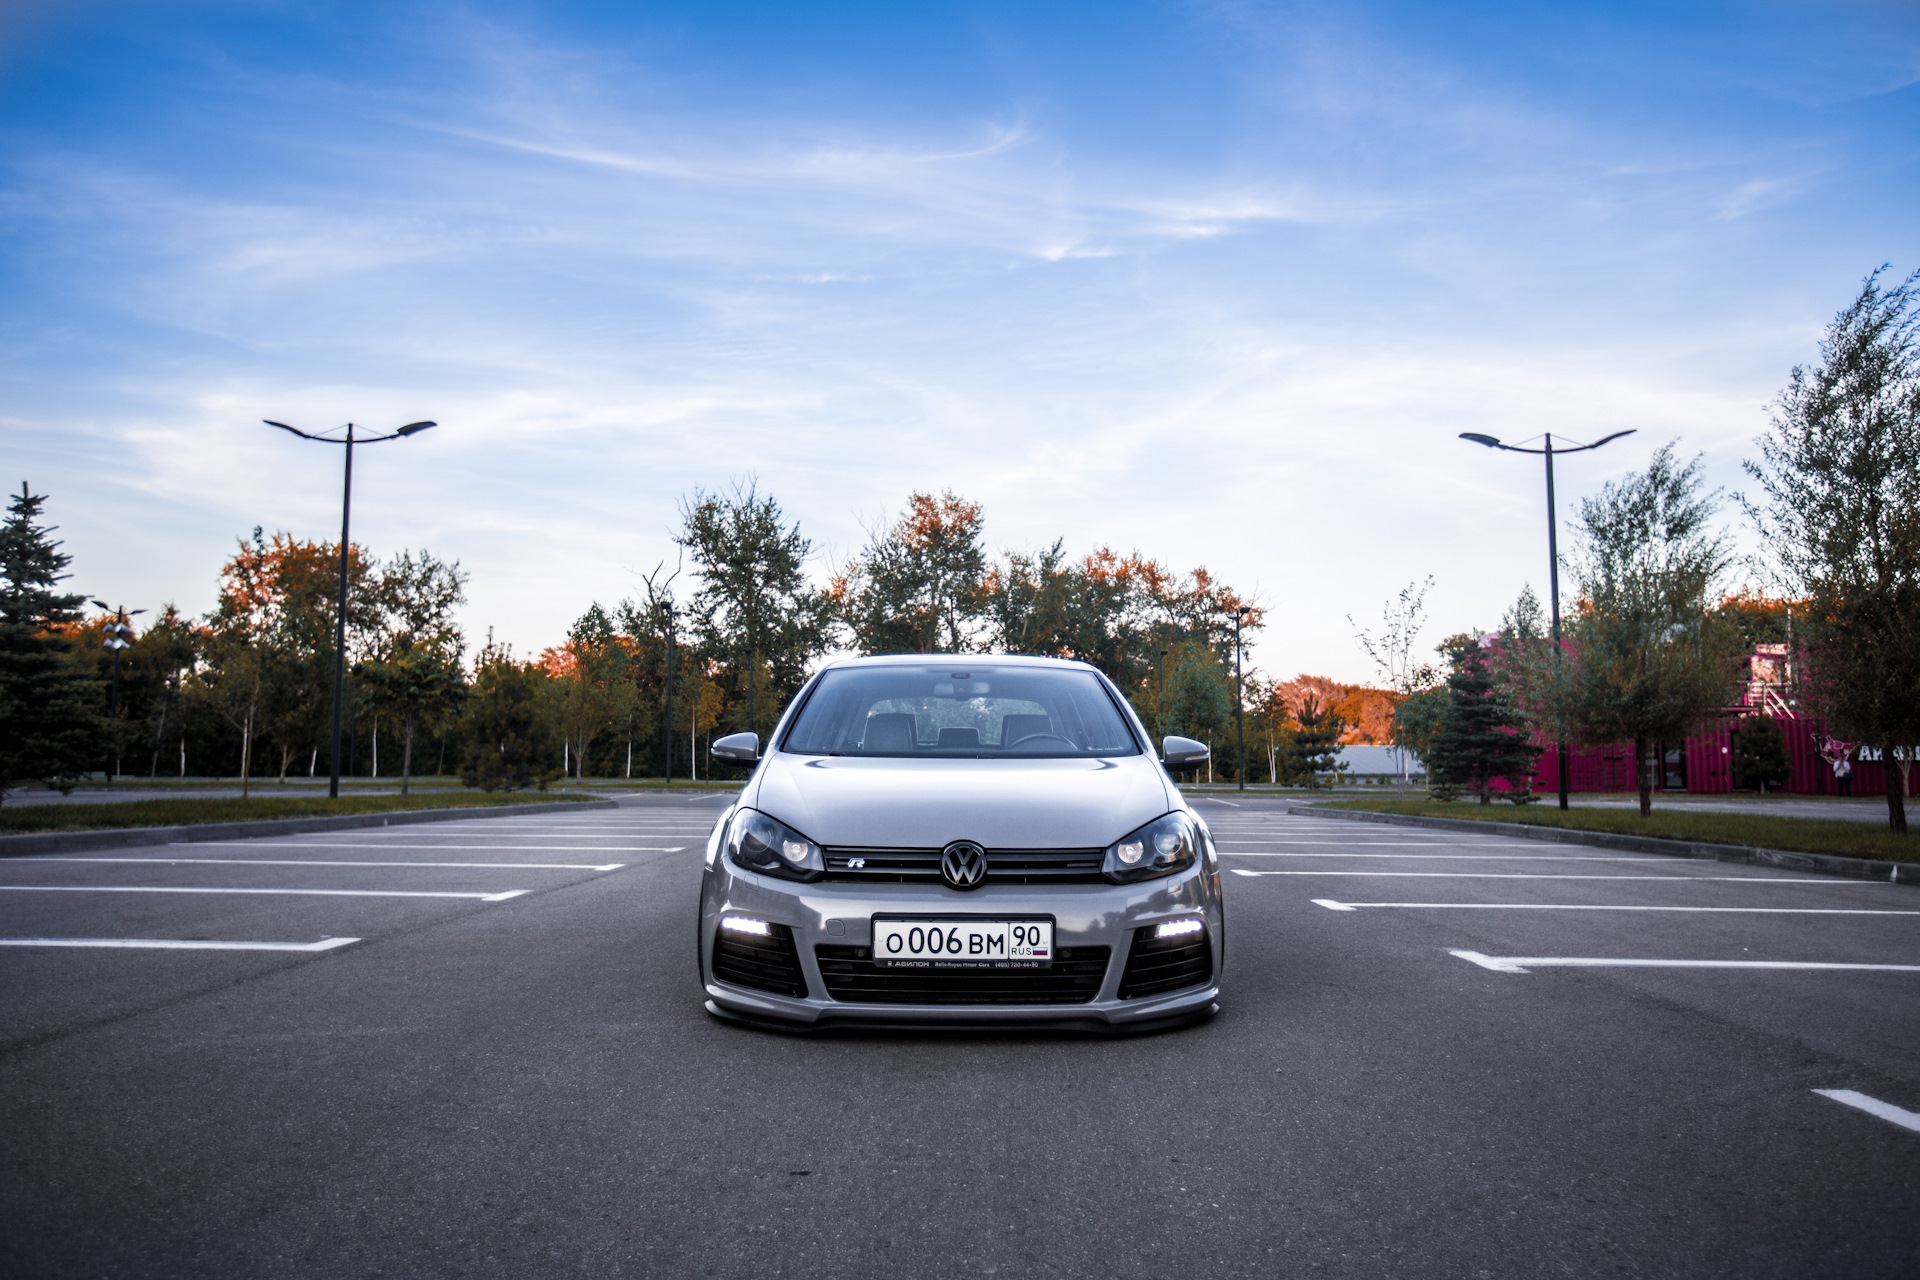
<box><xmin>1285</xmin><ymin>804</ymin><xmax>1915</xmax><ymax>885</ymax></box>
<box><xmin>0</xmin><ymin>799</ymin><xmax>621</xmax><ymax>858</ymax></box>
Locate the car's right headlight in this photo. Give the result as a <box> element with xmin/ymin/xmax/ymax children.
<box><xmin>725</xmin><ymin>808</ymin><xmax>825</xmax><ymax>882</ymax></box>
<box><xmin>1102</xmin><ymin>811</ymin><xmax>1199</xmax><ymax>883</ymax></box>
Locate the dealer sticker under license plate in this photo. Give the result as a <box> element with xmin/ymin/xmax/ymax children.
<box><xmin>872</xmin><ymin>919</ymin><xmax>1053</xmax><ymax>968</ymax></box>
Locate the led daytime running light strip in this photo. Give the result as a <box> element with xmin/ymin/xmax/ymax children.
<box><xmin>720</xmin><ymin>915</ymin><xmax>771</xmax><ymax>937</ymax></box>
<box><xmin>1155</xmin><ymin>918</ymin><xmax>1205</xmax><ymax>939</ymax></box>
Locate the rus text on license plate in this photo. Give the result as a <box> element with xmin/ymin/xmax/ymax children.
<box><xmin>871</xmin><ymin>919</ymin><xmax>1053</xmax><ymax>968</ymax></box>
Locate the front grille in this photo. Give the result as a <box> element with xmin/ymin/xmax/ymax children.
<box><xmin>821</xmin><ymin>847</ymin><xmax>1107</xmax><ymax>885</ymax></box>
<box><xmin>1117</xmin><ymin>926</ymin><xmax>1213</xmax><ymax>1000</ymax></box>
<box><xmin>814</xmin><ymin>945</ymin><xmax>1112</xmax><ymax>1004</ymax></box>
<box><xmin>712</xmin><ymin>922</ymin><xmax>808</xmax><ymax>998</ymax></box>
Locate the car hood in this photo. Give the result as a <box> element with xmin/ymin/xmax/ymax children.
<box><xmin>747</xmin><ymin>752</ymin><xmax>1176</xmax><ymax>849</ymax></box>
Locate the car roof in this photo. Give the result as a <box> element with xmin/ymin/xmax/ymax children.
<box><xmin>817</xmin><ymin>652</ymin><xmax>1101</xmax><ymax>673</ymax></box>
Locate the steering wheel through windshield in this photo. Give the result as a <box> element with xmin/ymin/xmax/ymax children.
<box><xmin>1007</xmin><ymin>733</ymin><xmax>1077</xmax><ymax>751</ymax></box>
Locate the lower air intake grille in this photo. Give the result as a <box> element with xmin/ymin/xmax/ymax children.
<box><xmin>814</xmin><ymin>945</ymin><xmax>1111</xmax><ymax>1004</ymax></box>
<box><xmin>1117</xmin><ymin>926</ymin><xmax>1213</xmax><ymax>1000</ymax></box>
<box><xmin>713</xmin><ymin>922</ymin><xmax>808</xmax><ymax>998</ymax></box>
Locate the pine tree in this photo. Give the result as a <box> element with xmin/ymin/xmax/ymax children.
<box><xmin>1731</xmin><ymin>714</ymin><xmax>1790</xmax><ymax>793</ymax></box>
<box><xmin>1427</xmin><ymin>637</ymin><xmax>1542</xmax><ymax>804</ymax></box>
<box><xmin>0</xmin><ymin>484</ymin><xmax>107</xmax><ymax>793</ymax></box>
<box><xmin>1279</xmin><ymin>695</ymin><xmax>1344</xmax><ymax>788</ymax></box>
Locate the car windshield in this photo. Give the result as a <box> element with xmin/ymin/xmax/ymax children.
<box><xmin>782</xmin><ymin>665</ymin><xmax>1142</xmax><ymax>758</ymax></box>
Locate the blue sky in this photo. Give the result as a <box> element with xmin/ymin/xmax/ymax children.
<box><xmin>2</xmin><ymin>1</ymin><xmax>1915</xmax><ymax>681</ymax></box>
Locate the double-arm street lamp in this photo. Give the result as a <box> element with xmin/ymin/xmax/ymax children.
<box><xmin>1458</xmin><ymin>428</ymin><xmax>1635</xmax><ymax>810</ymax></box>
<box><xmin>265</xmin><ymin>419</ymin><xmax>437</xmax><ymax>799</ymax></box>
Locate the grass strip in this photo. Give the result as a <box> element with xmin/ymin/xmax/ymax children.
<box><xmin>0</xmin><ymin>792</ymin><xmax>595</xmax><ymax>836</ymax></box>
<box><xmin>1312</xmin><ymin>799</ymin><xmax>1916</xmax><ymax>864</ymax></box>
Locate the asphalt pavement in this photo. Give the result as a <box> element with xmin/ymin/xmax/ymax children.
<box><xmin>2</xmin><ymin>792</ymin><xmax>1915</xmax><ymax>1277</ymax></box>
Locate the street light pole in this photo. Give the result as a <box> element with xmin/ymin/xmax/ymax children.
<box><xmin>266</xmin><ymin>418</ymin><xmax>436</xmax><ymax>799</ymax></box>
<box><xmin>332</xmin><ymin>422</ymin><xmax>354</xmax><ymax>799</ymax></box>
<box><xmin>1157</xmin><ymin>648</ymin><xmax>1168</xmax><ymax>726</ymax></box>
<box><xmin>1232</xmin><ymin>606</ymin><xmax>1251</xmax><ymax>791</ymax></box>
<box><xmin>1460</xmin><ymin>428</ymin><xmax>1635</xmax><ymax>811</ymax></box>
<box><xmin>663</xmin><ymin>605</ymin><xmax>676</xmax><ymax>785</ymax></box>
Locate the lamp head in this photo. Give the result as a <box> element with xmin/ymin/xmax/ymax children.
<box><xmin>395</xmin><ymin>420</ymin><xmax>437</xmax><ymax>437</ymax></box>
<box><xmin>1459</xmin><ymin>432</ymin><xmax>1503</xmax><ymax>449</ymax></box>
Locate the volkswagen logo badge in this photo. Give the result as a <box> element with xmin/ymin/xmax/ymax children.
<box><xmin>940</xmin><ymin>840</ymin><xmax>988</xmax><ymax>890</ymax></box>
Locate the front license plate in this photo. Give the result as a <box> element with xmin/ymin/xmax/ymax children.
<box><xmin>872</xmin><ymin>918</ymin><xmax>1053</xmax><ymax>969</ymax></box>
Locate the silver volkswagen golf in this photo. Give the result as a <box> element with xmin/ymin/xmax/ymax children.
<box><xmin>697</xmin><ymin>653</ymin><xmax>1225</xmax><ymax>1031</ymax></box>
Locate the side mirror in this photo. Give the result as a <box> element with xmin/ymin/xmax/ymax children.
<box><xmin>1161</xmin><ymin>735</ymin><xmax>1210</xmax><ymax>772</ymax></box>
<box><xmin>710</xmin><ymin>732</ymin><xmax>760</xmax><ymax>764</ymax></box>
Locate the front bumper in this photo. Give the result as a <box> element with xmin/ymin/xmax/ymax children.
<box><xmin>698</xmin><ymin>857</ymin><xmax>1224</xmax><ymax>1031</ymax></box>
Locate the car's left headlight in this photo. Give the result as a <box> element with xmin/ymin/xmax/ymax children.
<box><xmin>1102</xmin><ymin>811</ymin><xmax>1199</xmax><ymax>883</ymax></box>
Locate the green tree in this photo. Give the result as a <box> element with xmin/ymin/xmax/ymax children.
<box><xmin>0</xmin><ymin>483</ymin><xmax>106</xmax><ymax>793</ymax></box>
<box><xmin>1392</xmin><ymin>686</ymin><xmax>1448</xmax><ymax>777</ymax></box>
<box><xmin>1351</xmin><ymin>576</ymin><xmax>1439</xmax><ymax>783</ymax></box>
<box><xmin>1159</xmin><ymin>640</ymin><xmax>1234</xmax><ymax>749</ymax></box>
<box><xmin>839</xmin><ymin>491</ymin><xmax>989</xmax><ymax>654</ymax></box>
<box><xmin>1731</xmin><ymin>714</ymin><xmax>1790</xmax><ymax>793</ymax></box>
<box><xmin>127</xmin><ymin>605</ymin><xmax>200</xmax><ymax>778</ymax></box>
<box><xmin>1746</xmin><ymin>266</ymin><xmax>1920</xmax><ymax>834</ymax></box>
<box><xmin>1427</xmin><ymin>637</ymin><xmax>1542</xmax><ymax>804</ymax></box>
<box><xmin>459</xmin><ymin>643</ymin><xmax>560</xmax><ymax>792</ymax></box>
<box><xmin>1518</xmin><ymin>445</ymin><xmax>1745</xmax><ymax>816</ymax></box>
<box><xmin>359</xmin><ymin>635</ymin><xmax>466</xmax><ymax>794</ymax></box>
<box><xmin>677</xmin><ymin>481</ymin><xmax>832</xmax><ymax>738</ymax></box>
<box><xmin>361</xmin><ymin>551</ymin><xmax>469</xmax><ymax>794</ymax></box>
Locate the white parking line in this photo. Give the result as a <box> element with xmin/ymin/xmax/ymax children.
<box><xmin>1214</xmin><ymin>840</ymin><xmax>1561</xmax><ymax>847</ymax></box>
<box><xmin>191</xmin><ymin>842</ymin><xmax>681</xmax><ymax>851</ymax></box>
<box><xmin>22</xmin><ymin>857</ymin><xmax>626</xmax><ymax>871</ymax></box>
<box><xmin>1230</xmin><ymin>869</ymin><xmax>1845</xmax><ymax>882</ymax></box>
<box><xmin>1313</xmin><ymin>899</ymin><xmax>1920</xmax><ymax>914</ymax></box>
<box><xmin>1224</xmin><ymin>852</ymin><xmax>1664</xmax><ymax>861</ymax></box>
<box><xmin>0</xmin><ymin>885</ymin><xmax>530</xmax><ymax>902</ymax></box>
<box><xmin>0</xmin><ymin>936</ymin><xmax>361</xmax><ymax>953</ymax></box>
<box><xmin>1449</xmin><ymin>950</ymin><xmax>1920</xmax><ymax>974</ymax></box>
<box><xmin>1813</xmin><ymin>1089</ymin><xmax>1920</xmax><ymax>1135</ymax></box>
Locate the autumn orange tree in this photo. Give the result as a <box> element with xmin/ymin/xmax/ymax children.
<box><xmin>541</xmin><ymin>605</ymin><xmax>637</xmax><ymax>781</ymax></box>
<box><xmin>838</xmin><ymin>490</ymin><xmax>989</xmax><ymax>654</ymax></box>
<box><xmin>191</xmin><ymin>530</ymin><xmax>379</xmax><ymax>790</ymax></box>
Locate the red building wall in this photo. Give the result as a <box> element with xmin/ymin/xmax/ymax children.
<box><xmin>1527</xmin><ymin>714</ymin><xmax>1910</xmax><ymax>797</ymax></box>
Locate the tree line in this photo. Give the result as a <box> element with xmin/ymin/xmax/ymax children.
<box><xmin>3</xmin><ymin>478</ymin><xmax>1370</xmax><ymax>793</ymax></box>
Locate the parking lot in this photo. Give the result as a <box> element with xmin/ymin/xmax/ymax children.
<box><xmin>3</xmin><ymin>793</ymin><xmax>1916</xmax><ymax>1277</ymax></box>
